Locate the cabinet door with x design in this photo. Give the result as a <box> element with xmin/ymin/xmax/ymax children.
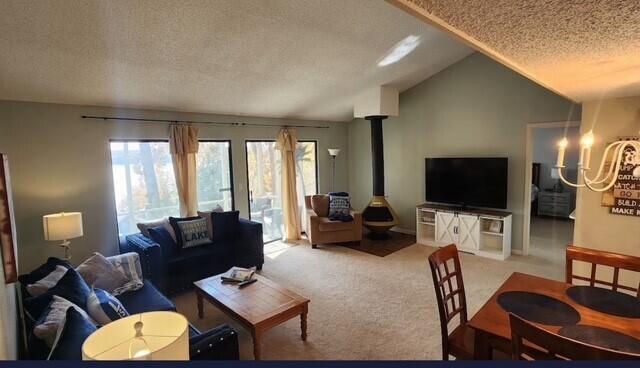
<box><xmin>457</xmin><ymin>214</ymin><xmax>480</xmax><ymax>252</ymax></box>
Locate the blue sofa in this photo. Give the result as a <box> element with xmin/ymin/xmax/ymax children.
<box><xmin>18</xmin><ymin>259</ymin><xmax>239</xmax><ymax>360</ymax></box>
<box><xmin>122</xmin><ymin>218</ymin><xmax>264</xmax><ymax>294</ymax></box>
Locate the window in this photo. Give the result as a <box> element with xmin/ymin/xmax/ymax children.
<box><xmin>110</xmin><ymin>140</ymin><xmax>233</xmax><ymax>235</ymax></box>
<box><xmin>245</xmin><ymin>140</ymin><xmax>317</xmax><ymax>242</ymax></box>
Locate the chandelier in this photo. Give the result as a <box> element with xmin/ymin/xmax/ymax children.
<box><xmin>555</xmin><ymin>130</ymin><xmax>640</xmax><ymax>192</ymax></box>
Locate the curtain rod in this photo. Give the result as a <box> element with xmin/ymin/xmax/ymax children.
<box><xmin>81</xmin><ymin>115</ymin><xmax>331</xmax><ymax>129</ymax></box>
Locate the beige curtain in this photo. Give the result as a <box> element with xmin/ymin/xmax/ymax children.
<box><xmin>170</xmin><ymin>124</ymin><xmax>199</xmax><ymax>217</ymax></box>
<box><xmin>276</xmin><ymin>128</ymin><xmax>301</xmax><ymax>242</ymax></box>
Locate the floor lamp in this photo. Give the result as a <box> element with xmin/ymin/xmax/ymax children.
<box><xmin>328</xmin><ymin>148</ymin><xmax>340</xmax><ymax>192</ymax></box>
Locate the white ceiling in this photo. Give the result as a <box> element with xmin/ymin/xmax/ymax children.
<box><xmin>391</xmin><ymin>0</ymin><xmax>640</xmax><ymax>103</ymax></box>
<box><xmin>0</xmin><ymin>0</ymin><xmax>472</xmax><ymax>122</ymax></box>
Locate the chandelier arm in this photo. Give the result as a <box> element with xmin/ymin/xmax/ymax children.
<box><xmin>583</xmin><ymin>141</ymin><xmax>624</xmax><ymax>185</ymax></box>
<box><xmin>557</xmin><ymin>167</ymin><xmax>584</xmax><ymax>188</ymax></box>
<box><xmin>582</xmin><ymin>146</ymin><xmax>626</xmax><ymax>192</ymax></box>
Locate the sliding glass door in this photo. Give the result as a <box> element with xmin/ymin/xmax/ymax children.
<box><xmin>245</xmin><ymin>140</ymin><xmax>317</xmax><ymax>243</ymax></box>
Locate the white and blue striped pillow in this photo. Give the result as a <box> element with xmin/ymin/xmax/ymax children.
<box><xmin>87</xmin><ymin>288</ymin><xmax>129</xmax><ymax>326</ymax></box>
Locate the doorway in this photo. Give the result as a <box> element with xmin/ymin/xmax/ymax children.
<box><xmin>245</xmin><ymin>140</ymin><xmax>318</xmax><ymax>243</ymax></box>
<box><xmin>523</xmin><ymin>121</ymin><xmax>580</xmax><ymax>265</ymax></box>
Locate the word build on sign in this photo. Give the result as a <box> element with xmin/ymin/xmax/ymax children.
<box><xmin>611</xmin><ymin>161</ymin><xmax>640</xmax><ymax>217</ymax></box>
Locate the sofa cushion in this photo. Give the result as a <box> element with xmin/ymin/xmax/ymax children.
<box><xmin>329</xmin><ymin>192</ymin><xmax>351</xmax><ymax>220</ymax></box>
<box><xmin>18</xmin><ymin>257</ymin><xmax>71</xmax><ymax>291</ymax></box>
<box><xmin>176</xmin><ymin>218</ymin><xmax>210</xmax><ymax>249</ymax></box>
<box><xmin>212</xmin><ymin>211</ymin><xmax>240</xmax><ymax>243</ymax></box>
<box><xmin>108</xmin><ymin>252</ymin><xmax>144</xmax><ymax>296</ymax></box>
<box><xmin>117</xmin><ymin>280</ymin><xmax>175</xmax><ymax>314</ymax></box>
<box><xmin>34</xmin><ymin>296</ymin><xmax>95</xmax><ymax>348</ymax></box>
<box><xmin>87</xmin><ymin>288</ymin><xmax>129</xmax><ymax>326</ymax></box>
<box><xmin>311</xmin><ymin>195</ymin><xmax>330</xmax><ymax>217</ymax></box>
<box><xmin>318</xmin><ymin>218</ymin><xmax>354</xmax><ymax>232</ymax></box>
<box><xmin>198</xmin><ymin>205</ymin><xmax>224</xmax><ymax>240</ymax></box>
<box><xmin>148</xmin><ymin>225</ymin><xmax>179</xmax><ymax>258</ymax></box>
<box><xmin>47</xmin><ymin>308</ymin><xmax>97</xmax><ymax>360</ymax></box>
<box><xmin>169</xmin><ymin>216</ymin><xmax>201</xmax><ymax>247</ymax></box>
<box><xmin>75</xmin><ymin>252</ymin><xmax>129</xmax><ymax>294</ymax></box>
<box><xmin>23</xmin><ymin>267</ymin><xmax>91</xmax><ymax>322</ymax></box>
<box><xmin>166</xmin><ymin>244</ymin><xmax>229</xmax><ymax>271</ymax></box>
<box><xmin>137</xmin><ymin>218</ymin><xmax>177</xmax><ymax>243</ymax></box>
<box><xmin>26</xmin><ymin>265</ymin><xmax>69</xmax><ymax>297</ymax></box>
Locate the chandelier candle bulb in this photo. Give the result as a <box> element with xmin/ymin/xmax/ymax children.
<box><xmin>556</xmin><ymin>138</ymin><xmax>568</xmax><ymax>167</ymax></box>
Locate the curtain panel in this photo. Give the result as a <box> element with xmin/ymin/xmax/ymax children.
<box><xmin>170</xmin><ymin>124</ymin><xmax>199</xmax><ymax>217</ymax></box>
<box><xmin>276</xmin><ymin>128</ymin><xmax>302</xmax><ymax>242</ymax></box>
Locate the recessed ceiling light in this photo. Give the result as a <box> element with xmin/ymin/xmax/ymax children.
<box><xmin>377</xmin><ymin>35</ymin><xmax>421</xmax><ymax>67</ymax></box>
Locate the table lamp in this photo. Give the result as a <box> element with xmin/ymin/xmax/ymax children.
<box><xmin>82</xmin><ymin>311</ymin><xmax>189</xmax><ymax>360</ymax></box>
<box><xmin>42</xmin><ymin>212</ymin><xmax>83</xmax><ymax>261</ymax></box>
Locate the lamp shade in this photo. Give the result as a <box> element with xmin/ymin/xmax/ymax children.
<box><xmin>43</xmin><ymin>212</ymin><xmax>83</xmax><ymax>241</ymax></box>
<box><xmin>328</xmin><ymin>148</ymin><xmax>341</xmax><ymax>157</ymax></box>
<box><xmin>82</xmin><ymin>312</ymin><xmax>189</xmax><ymax>360</ymax></box>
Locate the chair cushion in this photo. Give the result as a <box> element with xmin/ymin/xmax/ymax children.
<box><xmin>166</xmin><ymin>244</ymin><xmax>229</xmax><ymax>271</ymax></box>
<box><xmin>318</xmin><ymin>218</ymin><xmax>355</xmax><ymax>232</ymax></box>
<box><xmin>117</xmin><ymin>281</ymin><xmax>175</xmax><ymax>314</ymax></box>
<box><xmin>25</xmin><ymin>265</ymin><xmax>69</xmax><ymax>297</ymax></box>
<box><xmin>197</xmin><ymin>205</ymin><xmax>224</xmax><ymax>240</ymax></box>
<box><xmin>137</xmin><ymin>218</ymin><xmax>177</xmax><ymax>242</ymax></box>
<box><xmin>329</xmin><ymin>192</ymin><xmax>351</xmax><ymax>220</ymax></box>
<box><xmin>212</xmin><ymin>211</ymin><xmax>240</xmax><ymax>243</ymax></box>
<box><xmin>448</xmin><ymin>324</ymin><xmax>474</xmax><ymax>360</ymax></box>
<box><xmin>311</xmin><ymin>195</ymin><xmax>330</xmax><ymax>217</ymax></box>
<box><xmin>33</xmin><ymin>296</ymin><xmax>95</xmax><ymax>348</ymax></box>
<box><xmin>107</xmin><ymin>253</ymin><xmax>144</xmax><ymax>296</ymax></box>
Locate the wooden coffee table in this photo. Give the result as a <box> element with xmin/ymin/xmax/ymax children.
<box><xmin>194</xmin><ymin>273</ymin><xmax>310</xmax><ymax>360</ymax></box>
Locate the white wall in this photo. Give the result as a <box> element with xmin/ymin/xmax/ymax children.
<box><xmin>573</xmin><ymin>95</ymin><xmax>640</xmax><ymax>283</ymax></box>
<box><xmin>348</xmin><ymin>53</ymin><xmax>581</xmax><ymax>251</ymax></box>
<box><xmin>0</xmin><ymin>100</ymin><xmax>349</xmax><ymax>272</ymax></box>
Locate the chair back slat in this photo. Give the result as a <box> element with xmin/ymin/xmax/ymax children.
<box><xmin>566</xmin><ymin>245</ymin><xmax>640</xmax><ymax>298</ymax></box>
<box><xmin>509</xmin><ymin>313</ymin><xmax>640</xmax><ymax>360</ymax></box>
<box><xmin>428</xmin><ymin>244</ymin><xmax>468</xmax><ymax>359</ymax></box>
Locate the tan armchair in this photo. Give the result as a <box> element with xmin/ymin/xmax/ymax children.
<box><xmin>304</xmin><ymin>195</ymin><xmax>362</xmax><ymax>249</ymax></box>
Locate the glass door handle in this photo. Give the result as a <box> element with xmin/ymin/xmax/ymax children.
<box><xmin>249</xmin><ymin>190</ymin><xmax>254</xmax><ymax>203</ymax></box>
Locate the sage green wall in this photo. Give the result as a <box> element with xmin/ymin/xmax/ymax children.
<box><xmin>348</xmin><ymin>53</ymin><xmax>581</xmax><ymax>252</ymax></box>
<box><xmin>0</xmin><ymin>101</ymin><xmax>349</xmax><ymax>272</ymax></box>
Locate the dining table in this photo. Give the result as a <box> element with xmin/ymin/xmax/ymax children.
<box><xmin>469</xmin><ymin>272</ymin><xmax>640</xmax><ymax>359</ymax></box>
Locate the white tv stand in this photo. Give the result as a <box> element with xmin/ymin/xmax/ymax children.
<box><xmin>416</xmin><ymin>203</ymin><xmax>512</xmax><ymax>260</ymax></box>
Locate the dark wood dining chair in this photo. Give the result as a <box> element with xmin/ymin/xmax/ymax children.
<box><xmin>428</xmin><ymin>244</ymin><xmax>473</xmax><ymax>360</ymax></box>
<box><xmin>566</xmin><ymin>245</ymin><xmax>640</xmax><ymax>297</ymax></box>
<box><xmin>509</xmin><ymin>313</ymin><xmax>640</xmax><ymax>360</ymax></box>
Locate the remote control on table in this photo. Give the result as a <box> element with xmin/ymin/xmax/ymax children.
<box><xmin>238</xmin><ymin>278</ymin><xmax>258</xmax><ymax>288</ymax></box>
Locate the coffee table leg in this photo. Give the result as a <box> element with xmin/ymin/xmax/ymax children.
<box><xmin>197</xmin><ymin>292</ymin><xmax>204</xmax><ymax>319</ymax></box>
<box><xmin>300</xmin><ymin>312</ymin><xmax>307</xmax><ymax>341</ymax></box>
<box><xmin>251</xmin><ymin>329</ymin><xmax>262</xmax><ymax>360</ymax></box>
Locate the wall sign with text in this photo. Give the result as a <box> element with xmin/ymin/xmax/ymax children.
<box><xmin>608</xmin><ymin>137</ymin><xmax>640</xmax><ymax>217</ymax></box>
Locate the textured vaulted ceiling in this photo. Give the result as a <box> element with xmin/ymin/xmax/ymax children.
<box><xmin>390</xmin><ymin>0</ymin><xmax>640</xmax><ymax>102</ymax></box>
<box><xmin>0</xmin><ymin>0</ymin><xmax>472</xmax><ymax>122</ymax></box>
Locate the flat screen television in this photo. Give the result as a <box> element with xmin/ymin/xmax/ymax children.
<box><xmin>425</xmin><ymin>157</ymin><xmax>508</xmax><ymax>209</ymax></box>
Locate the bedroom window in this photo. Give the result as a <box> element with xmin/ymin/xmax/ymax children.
<box><xmin>110</xmin><ymin>140</ymin><xmax>234</xmax><ymax>235</ymax></box>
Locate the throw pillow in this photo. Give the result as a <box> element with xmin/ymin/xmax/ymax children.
<box><xmin>23</xmin><ymin>267</ymin><xmax>91</xmax><ymax>322</ymax></box>
<box><xmin>107</xmin><ymin>252</ymin><xmax>144</xmax><ymax>296</ymax></box>
<box><xmin>47</xmin><ymin>308</ymin><xmax>97</xmax><ymax>360</ymax></box>
<box><xmin>26</xmin><ymin>265</ymin><xmax>68</xmax><ymax>297</ymax></box>
<box><xmin>148</xmin><ymin>226</ymin><xmax>179</xmax><ymax>258</ymax></box>
<box><xmin>169</xmin><ymin>216</ymin><xmax>200</xmax><ymax>247</ymax></box>
<box><xmin>311</xmin><ymin>195</ymin><xmax>330</xmax><ymax>217</ymax></box>
<box><xmin>176</xmin><ymin>218</ymin><xmax>210</xmax><ymax>249</ymax></box>
<box><xmin>329</xmin><ymin>193</ymin><xmax>352</xmax><ymax>221</ymax></box>
<box><xmin>86</xmin><ymin>288</ymin><xmax>129</xmax><ymax>326</ymax></box>
<box><xmin>75</xmin><ymin>252</ymin><xmax>129</xmax><ymax>294</ymax></box>
<box><xmin>137</xmin><ymin>218</ymin><xmax>177</xmax><ymax>243</ymax></box>
<box><xmin>18</xmin><ymin>257</ymin><xmax>71</xmax><ymax>290</ymax></box>
<box><xmin>33</xmin><ymin>296</ymin><xmax>94</xmax><ymax>347</ymax></box>
<box><xmin>212</xmin><ymin>211</ymin><xmax>240</xmax><ymax>243</ymax></box>
<box><xmin>197</xmin><ymin>204</ymin><xmax>224</xmax><ymax>240</ymax></box>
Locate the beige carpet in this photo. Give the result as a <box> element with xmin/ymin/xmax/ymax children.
<box><xmin>172</xmin><ymin>240</ymin><xmax>564</xmax><ymax>360</ymax></box>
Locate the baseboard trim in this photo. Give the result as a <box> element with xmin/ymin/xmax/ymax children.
<box><xmin>511</xmin><ymin>249</ymin><xmax>523</xmax><ymax>255</ymax></box>
<box><xmin>391</xmin><ymin>227</ymin><xmax>416</xmax><ymax>235</ymax></box>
